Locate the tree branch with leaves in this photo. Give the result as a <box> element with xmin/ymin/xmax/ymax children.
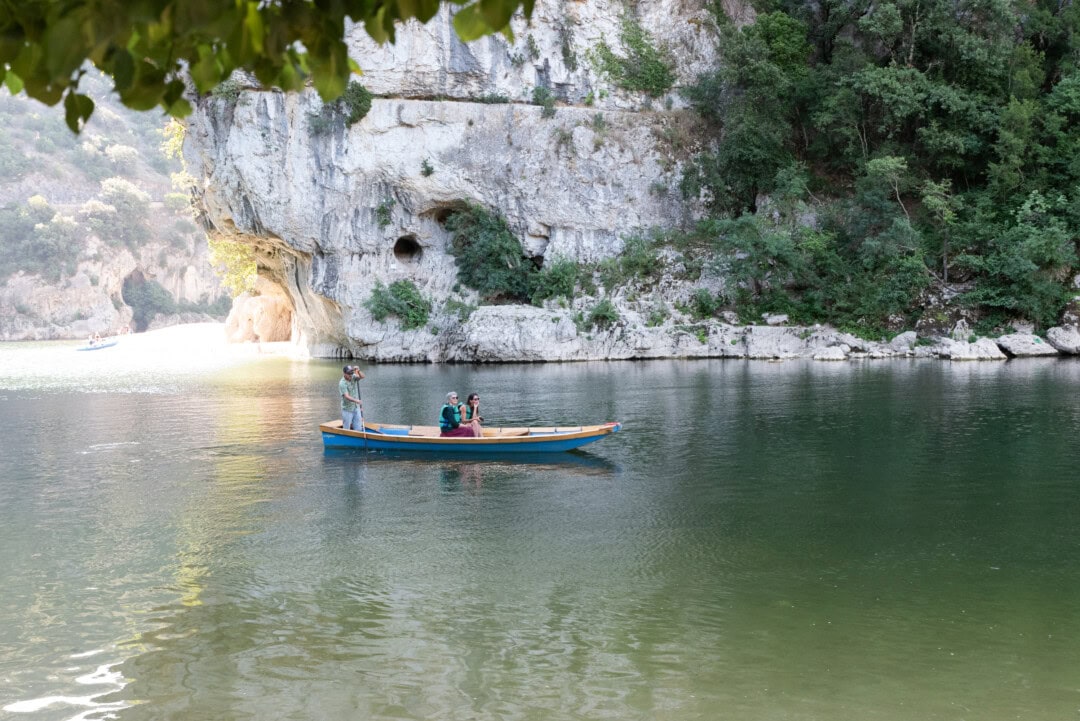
<box><xmin>0</xmin><ymin>0</ymin><xmax>533</xmax><ymax>131</ymax></box>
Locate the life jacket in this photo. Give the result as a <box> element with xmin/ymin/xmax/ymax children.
<box><xmin>439</xmin><ymin>403</ymin><xmax>461</xmax><ymax>431</ymax></box>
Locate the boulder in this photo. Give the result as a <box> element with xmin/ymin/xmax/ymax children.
<box><xmin>743</xmin><ymin>326</ymin><xmax>809</xmax><ymax>359</ymax></box>
<box><xmin>994</xmin><ymin>333</ymin><xmax>1059</xmax><ymax>357</ymax></box>
<box><xmin>1046</xmin><ymin>326</ymin><xmax>1080</xmax><ymax>354</ymax></box>
<box><xmin>935</xmin><ymin>338</ymin><xmax>1007</xmax><ymax>361</ymax></box>
<box><xmin>888</xmin><ymin>331</ymin><xmax>917</xmax><ymax>352</ymax></box>
<box><xmin>813</xmin><ymin>346</ymin><xmax>847</xmax><ymax>361</ymax></box>
<box><xmin>951</xmin><ymin>319</ymin><xmax>972</xmax><ymax>341</ymax></box>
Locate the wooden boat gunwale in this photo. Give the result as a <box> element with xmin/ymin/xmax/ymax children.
<box><xmin>319</xmin><ymin>419</ymin><xmax>621</xmax><ymax>451</ymax></box>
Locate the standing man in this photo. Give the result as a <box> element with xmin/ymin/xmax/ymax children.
<box><xmin>339</xmin><ymin>365</ymin><xmax>365</xmax><ymax>430</ymax></box>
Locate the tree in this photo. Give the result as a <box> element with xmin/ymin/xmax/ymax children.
<box><xmin>0</xmin><ymin>0</ymin><xmax>534</xmax><ymax>131</ymax></box>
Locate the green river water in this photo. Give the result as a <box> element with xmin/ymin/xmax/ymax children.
<box><xmin>1</xmin><ymin>330</ymin><xmax>1079</xmax><ymax>720</ymax></box>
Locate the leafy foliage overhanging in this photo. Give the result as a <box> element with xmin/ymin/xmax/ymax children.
<box><xmin>678</xmin><ymin>0</ymin><xmax>1080</xmax><ymax>333</ymax></box>
<box><xmin>0</xmin><ymin>0</ymin><xmax>534</xmax><ymax>131</ymax></box>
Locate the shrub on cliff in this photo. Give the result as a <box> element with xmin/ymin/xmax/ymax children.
<box><xmin>342</xmin><ymin>82</ymin><xmax>373</xmax><ymax>126</ymax></box>
<box><xmin>365</xmin><ymin>280</ymin><xmax>431</xmax><ymax>330</ymax></box>
<box><xmin>529</xmin><ymin>258</ymin><xmax>581</xmax><ymax>305</ymax></box>
<box><xmin>444</xmin><ymin>204</ymin><xmax>533</xmax><ymax>302</ymax></box>
<box><xmin>589</xmin><ymin>16</ymin><xmax>675</xmax><ymax>98</ymax></box>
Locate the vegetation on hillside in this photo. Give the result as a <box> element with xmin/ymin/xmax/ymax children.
<box><xmin>675</xmin><ymin>0</ymin><xmax>1080</xmax><ymax>334</ymax></box>
<box><xmin>0</xmin><ymin>70</ymin><xmax>228</xmax><ymax>328</ymax></box>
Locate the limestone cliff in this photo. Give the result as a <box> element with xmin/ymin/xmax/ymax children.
<box><xmin>185</xmin><ymin>0</ymin><xmax>732</xmax><ymax>360</ymax></box>
<box><xmin>0</xmin><ymin>237</ymin><xmax>220</xmax><ymax>341</ymax></box>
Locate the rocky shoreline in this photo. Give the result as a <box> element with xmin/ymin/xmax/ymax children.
<box><xmin>290</xmin><ymin>299</ymin><xmax>1080</xmax><ymax>362</ymax></box>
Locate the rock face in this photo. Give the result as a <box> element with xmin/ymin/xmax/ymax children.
<box><xmin>933</xmin><ymin>338</ymin><xmax>1008</xmax><ymax>361</ymax></box>
<box><xmin>1047</xmin><ymin>326</ymin><xmax>1080</xmax><ymax>354</ymax></box>
<box><xmin>182</xmin><ymin>1</ymin><xmax>1077</xmax><ymax>363</ymax></box>
<box><xmin>225</xmin><ymin>277</ymin><xmax>294</xmax><ymax>343</ymax></box>
<box><xmin>183</xmin><ymin>0</ymin><xmax>718</xmax><ymax>359</ymax></box>
<box><xmin>344</xmin><ymin>1</ymin><xmax>723</xmax><ymax>111</ymax></box>
<box><xmin>995</xmin><ymin>333</ymin><xmax>1060</xmax><ymax>357</ymax></box>
<box><xmin>0</xmin><ymin>237</ymin><xmax>221</xmax><ymax>341</ymax></box>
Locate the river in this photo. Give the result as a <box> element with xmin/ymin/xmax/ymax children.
<box><xmin>2</xmin><ymin>326</ymin><xmax>1079</xmax><ymax>720</ymax></box>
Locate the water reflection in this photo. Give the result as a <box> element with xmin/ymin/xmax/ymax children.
<box><xmin>4</xmin><ymin>352</ymin><xmax>1080</xmax><ymax>721</ymax></box>
<box><xmin>323</xmin><ymin>448</ymin><xmax>617</xmax><ymax>471</ymax></box>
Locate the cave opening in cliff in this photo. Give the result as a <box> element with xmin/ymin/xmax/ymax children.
<box><xmin>428</xmin><ymin>202</ymin><xmax>470</xmax><ymax>229</ymax></box>
<box><xmin>393</xmin><ymin>235</ymin><xmax>423</xmax><ymax>266</ymax></box>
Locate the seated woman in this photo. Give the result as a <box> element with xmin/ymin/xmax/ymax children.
<box><xmin>463</xmin><ymin>393</ymin><xmax>484</xmax><ymax>437</ymax></box>
<box><xmin>439</xmin><ymin>392</ymin><xmax>475</xmax><ymax>437</ymax></box>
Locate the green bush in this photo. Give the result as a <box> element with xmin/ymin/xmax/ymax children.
<box><xmin>364</xmin><ymin>280</ymin><xmax>431</xmax><ymax>330</ymax></box>
<box><xmin>444</xmin><ymin>203</ymin><xmax>533</xmax><ymax>302</ymax></box>
<box><xmin>529</xmin><ymin>258</ymin><xmax>581</xmax><ymax>304</ymax></box>
<box><xmin>99</xmin><ymin>177</ymin><xmax>151</xmax><ymax>247</ymax></box>
<box><xmin>532</xmin><ymin>86</ymin><xmax>556</xmax><ymax>118</ymax></box>
<box><xmin>211</xmin><ymin>77</ymin><xmax>243</xmax><ymax>102</ymax></box>
<box><xmin>0</xmin><ymin>129</ymin><xmax>32</xmax><ymax>179</ymax></box>
<box><xmin>375</xmin><ymin>199</ymin><xmax>395</xmax><ymax>228</ymax></box>
<box><xmin>690</xmin><ymin>288</ymin><xmax>720</xmax><ymax>319</ymax></box>
<box><xmin>164</xmin><ymin>192</ymin><xmax>190</xmax><ymax>211</ymax></box>
<box><xmin>0</xmin><ymin>201</ymin><xmax>83</xmax><ymax>282</ymax></box>
<box><xmin>307</xmin><ymin>81</ymin><xmax>372</xmax><ymax>136</ymax></box>
<box><xmin>646</xmin><ymin>301</ymin><xmax>670</xmax><ymax>327</ymax></box>
<box><xmin>342</xmin><ymin>81</ymin><xmax>373</xmax><ymax>125</ymax></box>
<box><xmin>598</xmin><ymin>233</ymin><xmax>661</xmax><ymax>289</ymax></box>
<box><xmin>587</xmin><ymin>298</ymin><xmax>620</xmax><ymax>329</ymax></box>
<box><xmin>444</xmin><ymin>298</ymin><xmax>477</xmax><ymax>322</ymax></box>
<box><xmin>589</xmin><ymin>16</ymin><xmax>675</xmax><ymax>97</ymax></box>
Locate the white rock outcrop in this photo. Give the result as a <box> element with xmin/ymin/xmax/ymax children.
<box><xmin>0</xmin><ymin>237</ymin><xmax>221</xmax><ymax>341</ymax></box>
<box><xmin>994</xmin><ymin>333</ymin><xmax>1060</xmax><ymax>357</ymax></box>
<box><xmin>1046</xmin><ymin>326</ymin><xmax>1080</xmax><ymax>354</ymax></box>
<box><xmin>934</xmin><ymin>338</ymin><xmax>1008</xmax><ymax>361</ymax></box>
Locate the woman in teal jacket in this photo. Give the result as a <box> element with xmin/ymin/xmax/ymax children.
<box><xmin>439</xmin><ymin>392</ymin><xmax>475</xmax><ymax>437</ymax></box>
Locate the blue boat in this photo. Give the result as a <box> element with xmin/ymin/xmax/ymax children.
<box><xmin>76</xmin><ymin>338</ymin><xmax>119</xmax><ymax>351</ymax></box>
<box><xmin>320</xmin><ymin>420</ymin><xmax>622</xmax><ymax>453</ymax></box>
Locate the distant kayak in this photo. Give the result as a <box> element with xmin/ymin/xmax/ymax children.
<box><xmin>321</xmin><ymin>420</ymin><xmax>622</xmax><ymax>453</ymax></box>
<box><xmin>76</xmin><ymin>338</ymin><xmax>119</xmax><ymax>351</ymax></box>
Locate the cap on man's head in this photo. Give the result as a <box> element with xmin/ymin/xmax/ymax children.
<box><xmin>343</xmin><ymin>365</ymin><xmax>353</xmax><ymax>374</ymax></box>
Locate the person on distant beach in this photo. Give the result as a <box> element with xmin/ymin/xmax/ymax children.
<box><xmin>439</xmin><ymin>392</ymin><xmax>475</xmax><ymax>437</ymax></box>
<box><xmin>339</xmin><ymin>365</ymin><xmax>364</xmax><ymax>431</ymax></box>
<box><xmin>463</xmin><ymin>393</ymin><xmax>484</xmax><ymax>436</ymax></box>
<box><xmin>87</xmin><ymin>334</ymin><xmax>96</xmax><ymax>347</ymax></box>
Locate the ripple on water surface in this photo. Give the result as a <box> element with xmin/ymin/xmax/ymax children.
<box><xmin>2</xmin><ymin>354</ymin><xmax>1080</xmax><ymax>720</ymax></box>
